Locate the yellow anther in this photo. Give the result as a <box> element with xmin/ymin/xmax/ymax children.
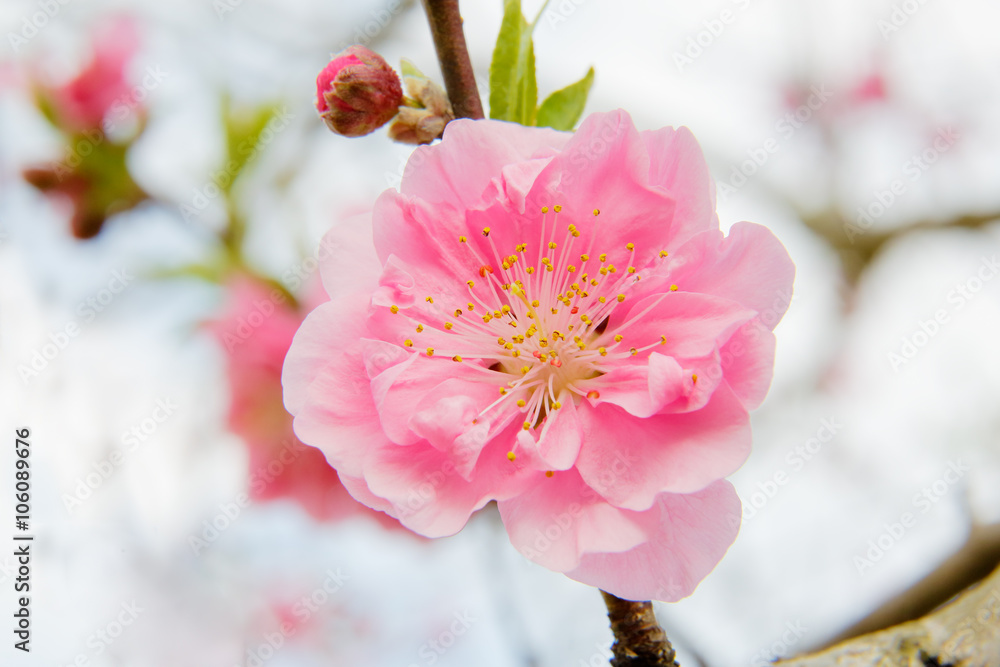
<box><xmin>425</xmin><ymin>296</ymin><xmax>433</xmax><ymax>303</ymax></box>
<box><xmin>581</xmin><ymin>314</ymin><xmax>591</xmax><ymax>323</ymax></box>
<box><xmin>452</xmin><ymin>355</ymin><xmax>463</xmax><ymax>362</ymax></box>
<box><xmin>546</xmin><ymin>265</ymin><xmax>554</xmax><ymax>272</ymax></box>
<box><xmin>551</xmin><ymin>308</ymin><xmax>559</xmax><ymax>314</ymax></box>
<box><xmin>552</xmin><ymin>401</ymin><xmax>562</xmax><ymax>409</ymax></box>
<box><xmin>483</xmin><ymin>314</ymin><xmax>493</xmax><ymax>323</ymax></box>
<box><xmin>522</xmin><ymin>422</ymin><xmax>530</xmax><ymax>431</ymax></box>
<box><xmin>659</xmin><ymin>250</ymin><xmax>669</xmax><ymax>258</ymax></box>
<box><xmin>554</xmin><ymin>205</ymin><xmax>562</xmax><ymax>212</ymax></box>
<box><xmin>494</xmin><ymin>310</ymin><xmax>502</xmax><ymax>318</ymax></box>
<box><xmin>468</xmin><ymin>302</ymin><xmax>475</xmax><ymax>311</ymax></box>
<box><xmin>482</xmin><ymin>227</ymin><xmax>491</xmax><ymax>236</ymax></box>
<box><xmin>692</xmin><ymin>374</ymin><xmax>698</xmax><ymax>382</ymax></box>
<box><xmin>508</xmin><ymin>451</ymin><xmax>517</xmax><ymax>460</ymax></box>
<box><xmin>567</xmin><ymin>265</ymin><xmax>577</xmax><ymax>273</ymax></box>
<box><xmin>390</xmin><ymin>305</ymin><xmax>399</xmax><ymax>314</ymax></box>
<box><xmin>670</xmin><ymin>284</ymin><xmax>679</xmax><ymax>291</ymax></box>
<box><xmin>599</xmin><ymin>267</ymin><xmax>609</xmax><ymax>276</ymax></box>
<box><xmin>467</xmin><ymin>280</ymin><xmax>475</xmax><ymax>288</ymax></box>
<box><xmin>593</xmin><ymin>209</ymin><xmax>600</xmax><ymax>216</ymax></box>
<box><xmin>541</xmin><ymin>206</ymin><xmax>549</xmax><ymax>213</ymax></box>
<box><xmin>404</xmin><ymin>339</ymin><xmax>413</xmax><ymax>347</ymax></box>
<box><xmin>617</xmin><ymin>294</ymin><xmax>626</xmax><ymax>303</ymax></box>
<box><xmin>591</xmin><ymin>279</ymin><xmax>599</xmax><ymax>286</ymax></box>
<box><xmin>599</xmin><ymin>347</ymin><xmax>607</xmax><ymax>356</ymax></box>
<box><xmin>501</xmin><ymin>305</ymin><xmax>511</xmax><ymax>314</ymax></box>
<box><xmin>548</xmin><ymin>241</ymin><xmax>557</xmax><ymax>250</ymax></box>
<box><xmin>444</xmin><ymin>322</ymin><xmax>453</xmax><ymax>330</ymax></box>
<box><xmin>599</xmin><ymin>253</ymin><xmax>607</xmax><ymax>262</ymax></box>
<box><xmin>516</xmin><ymin>399</ymin><xmax>526</xmax><ymax>407</ymax></box>
<box><xmin>512</xmin><ymin>350</ymin><xmax>521</xmax><ymax>357</ymax></box>
<box><xmin>630</xmin><ymin>347</ymin><xmax>638</xmax><ymax>356</ymax></box>
<box><xmin>526</xmin><ymin>266</ymin><xmax>535</xmax><ymax>274</ymax></box>
<box><xmin>454</xmin><ymin>309</ymin><xmax>463</xmax><ymax>317</ymax></box>
<box><xmin>608</xmin><ymin>266</ymin><xmax>617</xmax><ymax>274</ymax></box>
<box><xmin>531</xmin><ymin>299</ymin><xmax>540</xmax><ymax>307</ymax></box>
<box><xmin>516</xmin><ymin>243</ymin><xmax>527</xmax><ymax>252</ymax></box>
<box><xmin>459</xmin><ymin>235</ymin><xmax>467</xmax><ymax>243</ymax></box>
<box><xmin>426</xmin><ymin>348</ymin><xmax>434</xmax><ymax>356</ymax></box>
<box><xmin>660</xmin><ymin>335</ymin><xmax>667</xmax><ymax>344</ymax></box>
<box><xmin>504</xmin><ymin>342</ymin><xmax>514</xmax><ymax>350</ymax></box>
<box><xmin>500</xmin><ymin>387</ymin><xmax>508</xmax><ymax>395</ymax></box>
<box><xmin>508</xmin><ymin>320</ymin><xmax>519</xmax><ymax>328</ymax></box>
<box><xmin>502</xmin><ymin>261</ymin><xmax>510</xmax><ymax>270</ymax></box>
<box><xmin>626</xmin><ymin>243</ymin><xmax>634</xmax><ymax>251</ymax></box>
<box><xmin>628</xmin><ymin>267</ymin><xmax>636</xmax><ymax>274</ymax></box>
<box><xmin>416</xmin><ymin>324</ymin><xmax>424</xmax><ymax>333</ymax></box>
<box><xmin>521</xmin><ymin>366</ymin><xmax>530</xmax><ymax>374</ymax></box>
<box><xmin>545</xmin><ymin>470</ymin><xmax>554</xmax><ymax>477</ymax></box>
<box><xmin>539</xmin><ymin>338</ymin><xmax>548</xmax><ymax>347</ymax></box>
<box><xmin>580</xmin><ymin>254</ymin><xmax>590</xmax><ymax>261</ymax></box>
<box><xmin>614</xmin><ymin>334</ymin><xmax>623</xmax><ymax>342</ymax></box>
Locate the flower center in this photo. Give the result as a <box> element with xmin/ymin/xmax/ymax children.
<box><xmin>387</xmin><ymin>205</ymin><xmax>677</xmax><ymax>458</ymax></box>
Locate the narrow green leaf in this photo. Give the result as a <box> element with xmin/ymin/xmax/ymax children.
<box><xmin>489</xmin><ymin>0</ymin><xmax>525</xmax><ymax>122</ymax></box>
<box><xmin>516</xmin><ymin>30</ymin><xmax>537</xmax><ymax>126</ymax></box>
<box><xmin>536</xmin><ymin>67</ymin><xmax>595</xmax><ymax>131</ymax></box>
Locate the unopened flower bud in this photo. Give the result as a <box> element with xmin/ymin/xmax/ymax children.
<box><xmin>315</xmin><ymin>46</ymin><xmax>403</xmax><ymax>137</ymax></box>
<box><xmin>387</xmin><ymin>61</ymin><xmax>454</xmax><ymax>145</ymax></box>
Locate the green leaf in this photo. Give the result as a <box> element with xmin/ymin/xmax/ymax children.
<box><xmin>399</xmin><ymin>59</ymin><xmax>425</xmax><ymax>79</ymax></box>
<box><xmin>489</xmin><ymin>0</ymin><xmax>537</xmax><ymax>125</ymax></box>
<box><xmin>223</xmin><ymin>99</ymin><xmax>283</xmax><ymax>190</ymax></box>
<box><xmin>536</xmin><ymin>67</ymin><xmax>595</xmax><ymax>131</ymax></box>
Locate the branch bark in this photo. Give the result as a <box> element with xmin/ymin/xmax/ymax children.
<box><xmin>775</xmin><ymin>563</ymin><xmax>1000</xmax><ymax>666</ymax></box>
<box><xmin>601</xmin><ymin>591</ymin><xmax>680</xmax><ymax>666</ymax></box>
<box><xmin>420</xmin><ymin>0</ymin><xmax>484</xmax><ymax>119</ymax></box>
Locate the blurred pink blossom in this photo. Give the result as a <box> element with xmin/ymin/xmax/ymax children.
<box><xmin>211</xmin><ymin>275</ymin><xmax>405</xmax><ymax>530</ymax></box>
<box><xmin>282</xmin><ymin>110</ymin><xmax>795</xmax><ymax>601</ymax></box>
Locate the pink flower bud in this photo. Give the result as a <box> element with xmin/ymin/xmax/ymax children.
<box><xmin>315</xmin><ymin>46</ymin><xmax>403</xmax><ymax>137</ymax></box>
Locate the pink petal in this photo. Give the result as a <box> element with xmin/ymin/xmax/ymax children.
<box><xmin>566</xmin><ymin>480</ymin><xmax>742</xmax><ymax>601</ymax></box>
<box><xmin>498</xmin><ymin>469</ymin><xmax>649</xmax><ymax>573</ymax></box>
<box><xmin>575</xmin><ymin>383</ymin><xmax>751</xmax><ymax>509</ymax></box>
<box><xmin>400</xmin><ymin>118</ymin><xmax>570</xmax><ymax>210</ymax></box>
<box><xmin>665</xmin><ymin>222</ymin><xmax>795</xmax><ymax>325</ymax></box>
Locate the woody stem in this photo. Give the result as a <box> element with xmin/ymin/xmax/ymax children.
<box><xmin>601</xmin><ymin>591</ymin><xmax>680</xmax><ymax>667</ymax></box>
<box><xmin>420</xmin><ymin>0</ymin><xmax>485</xmax><ymax>119</ymax></box>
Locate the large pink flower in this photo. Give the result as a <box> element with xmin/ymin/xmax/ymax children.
<box><xmin>283</xmin><ymin>110</ymin><xmax>794</xmax><ymax>601</ymax></box>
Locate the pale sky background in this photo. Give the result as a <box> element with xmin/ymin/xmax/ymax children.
<box><xmin>1</xmin><ymin>0</ymin><xmax>1000</xmax><ymax>666</ymax></box>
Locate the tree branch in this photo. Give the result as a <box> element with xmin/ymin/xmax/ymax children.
<box><xmin>420</xmin><ymin>0</ymin><xmax>484</xmax><ymax>119</ymax></box>
<box><xmin>775</xmin><ymin>563</ymin><xmax>1000</xmax><ymax>666</ymax></box>
<box><xmin>601</xmin><ymin>591</ymin><xmax>680</xmax><ymax>666</ymax></box>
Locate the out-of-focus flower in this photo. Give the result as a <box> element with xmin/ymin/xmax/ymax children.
<box><xmin>315</xmin><ymin>46</ymin><xmax>403</xmax><ymax>137</ymax></box>
<box><xmin>44</xmin><ymin>16</ymin><xmax>141</xmax><ymax>132</ymax></box>
<box><xmin>21</xmin><ymin>16</ymin><xmax>148</xmax><ymax>239</ymax></box>
<box><xmin>282</xmin><ymin>110</ymin><xmax>795</xmax><ymax>601</ymax></box>
<box><xmin>211</xmin><ymin>275</ymin><xmax>406</xmax><ymax>530</ymax></box>
<box><xmin>387</xmin><ymin>62</ymin><xmax>454</xmax><ymax>145</ymax></box>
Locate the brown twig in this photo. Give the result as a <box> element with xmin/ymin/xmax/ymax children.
<box><xmin>420</xmin><ymin>0</ymin><xmax>484</xmax><ymax>119</ymax></box>
<box><xmin>601</xmin><ymin>591</ymin><xmax>680</xmax><ymax>667</ymax></box>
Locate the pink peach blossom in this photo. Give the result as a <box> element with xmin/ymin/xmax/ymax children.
<box><xmin>315</xmin><ymin>46</ymin><xmax>403</xmax><ymax>137</ymax></box>
<box><xmin>211</xmin><ymin>276</ymin><xmax>404</xmax><ymax>530</ymax></box>
<box><xmin>283</xmin><ymin>110</ymin><xmax>794</xmax><ymax>601</ymax></box>
<box><xmin>48</xmin><ymin>17</ymin><xmax>140</xmax><ymax>131</ymax></box>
